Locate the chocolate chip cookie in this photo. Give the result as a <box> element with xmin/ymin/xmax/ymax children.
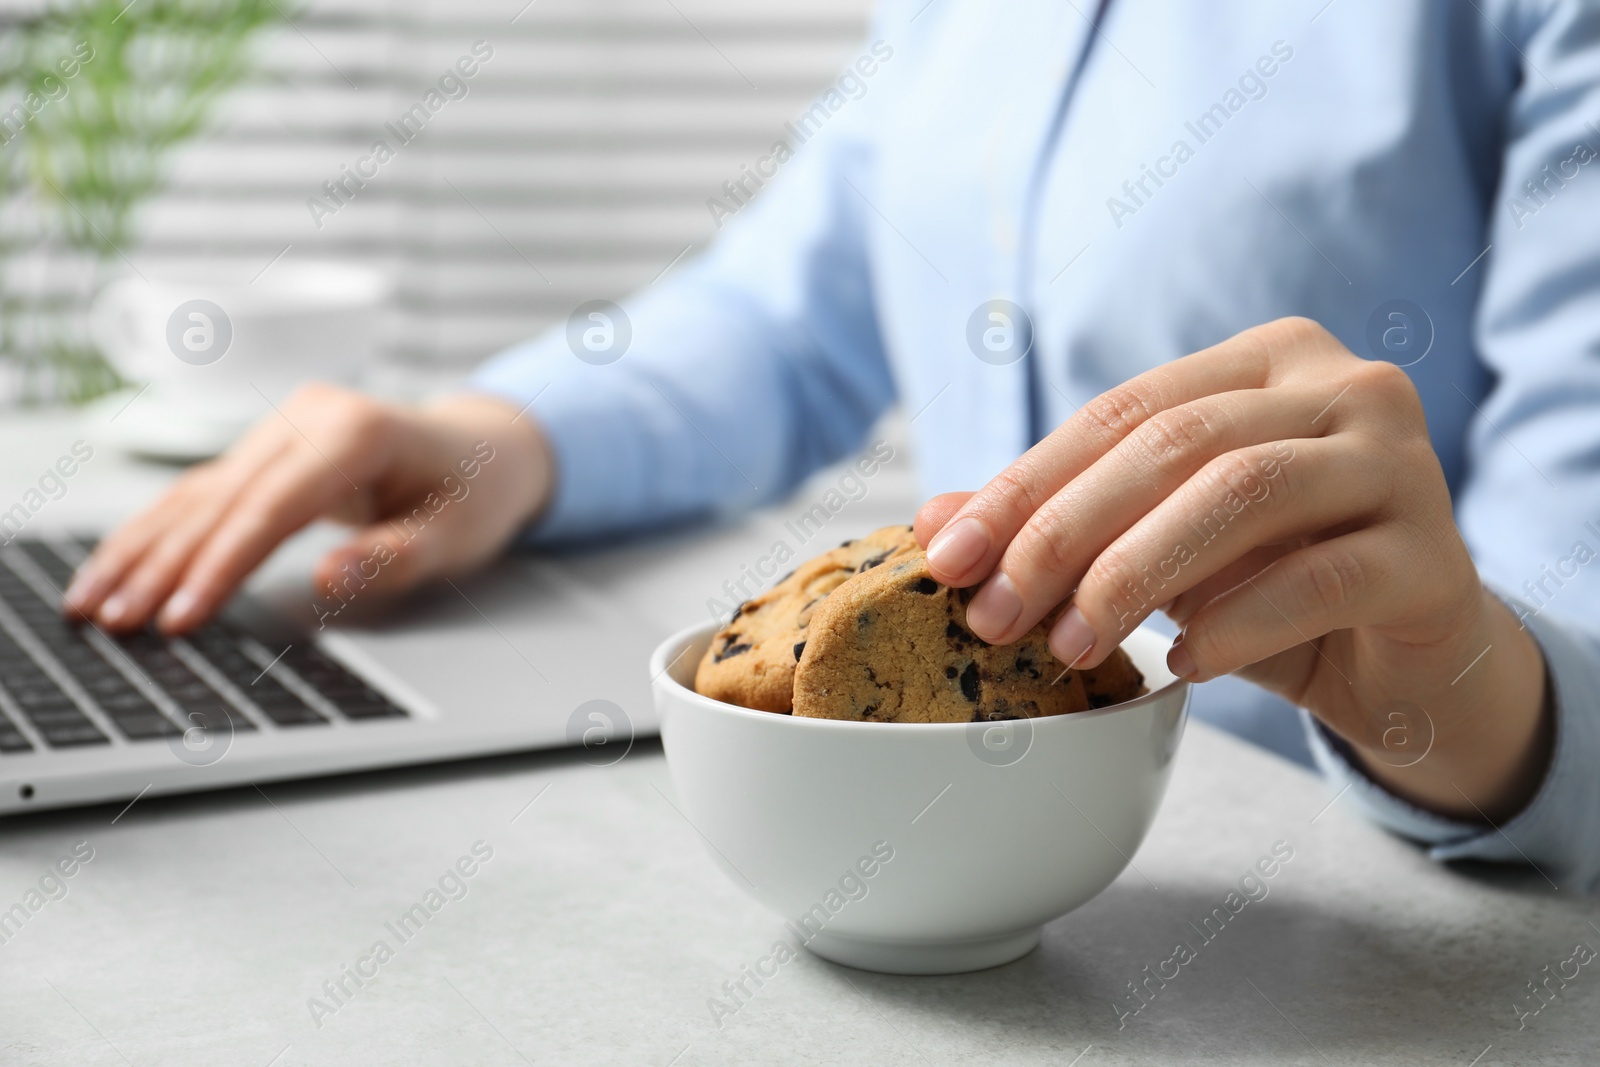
<box><xmin>792</xmin><ymin>552</ymin><xmax>1145</xmax><ymax>723</ymax></box>
<box><xmin>693</xmin><ymin>525</ymin><xmax>920</xmax><ymax>712</ymax></box>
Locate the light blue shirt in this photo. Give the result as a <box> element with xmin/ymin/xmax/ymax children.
<box><xmin>472</xmin><ymin>0</ymin><xmax>1600</xmax><ymax>891</ymax></box>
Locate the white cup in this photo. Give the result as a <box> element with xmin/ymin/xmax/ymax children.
<box><xmin>90</xmin><ymin>263</ymin><xmax>387</xmax><ymax>457</ymax></box>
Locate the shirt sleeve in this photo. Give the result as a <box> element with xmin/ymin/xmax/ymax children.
<box><xmin>1306</xmin><ymin>590</ymin><xmax>1600</xmax><ymax>893</ymax></box>
<box><xmin>1309</xmin><ymin>0</ymin><xmax>1600</xmax><ymax>892</ymax></box>
<box><xmin>466</xmin><ymin>24</ymin><xmax>902</xmax><ymax>544</ymax></box>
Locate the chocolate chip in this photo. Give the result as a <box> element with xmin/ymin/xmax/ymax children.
<box><xmin>959</xmin><ymin>662</ymin><xmax>980</xmax><ymax>702</ymax></box>
<box><xmin>793</xmin><ymin>641</ymin><xmax>806</xmax><ymax>661</ymax></box>
<box><xmin>713</xmin><ymin>637</ymin><xmax>752</xmax><ymax>662</ymax></box>
<box><xmin>1014</xmin><ymin>653</ymin><xmax>1040</xmax><ymax>680</ymax></box>
<box><xmin>944</xmin><ymin>665</ymin><xmax>959</xmax><ymax>679</ymax></box>
<box><xmin>861</xmin><ymin>703</ymin><xmax>880</xmax><ymax>719</ymax></box>
<box><xmin>945</xmin><ymin>621</ymin><xmax>974</xmax><ymax>645</ymax></box>
<box><xmin>913</xmin><ymin>577</ymin><xmax>939</xmax><ymax>594</ymax></box>
<box><xmin>839</xmin><ymin>539</ymin><xmax>856</xmax><ymax>548</ymax></box>
<box><xmin>856</xmin><ymin>550</ymin><xmax>892</xmax><ymax>572</ymax></box>
<box><xmin>857</xmin><ymin>610</ymin><xmax>874</xmax><ymax>630</ymax></box>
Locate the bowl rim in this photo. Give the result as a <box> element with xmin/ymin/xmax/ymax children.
<box><xmin>651</xmin><ymin>620</ymin><xmax>1188</xmax><ymax>733</ymax></box>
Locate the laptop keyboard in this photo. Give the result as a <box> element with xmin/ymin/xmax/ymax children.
<box><xmin>0</xmin><ymin>539</ymin><xmax>407</xmax><ymax>754</ymax></box>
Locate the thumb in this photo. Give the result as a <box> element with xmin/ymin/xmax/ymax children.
<box><xmin>312</xmin><ymin>520</ymin><xmax>440</xmax><ymax>610</ymax></box>
<box><xmin>913</xmin><ymin>491</ymin><xmax>977</xmax><ymax>549</ymax></box>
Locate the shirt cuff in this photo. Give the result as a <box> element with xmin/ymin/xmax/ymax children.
<box><xmin>466</xmin><ymin>331</ymin><xmax>672</xmax><ymax>546</ymax></box>
<box><xmin>1304</xmin><ymin>589</ymin><xmax>1600</xmax><ymax>892</ymax></box>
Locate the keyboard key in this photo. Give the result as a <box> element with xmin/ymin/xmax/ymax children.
<box><xmin>244</xmin><ymin>684</ymin><xmax>327</xmax><ymax>727</ymax></box>
<box><xmin>21</xmin><ymin>704</ymin><xmax>89</xmax><ymax>724</ymax></box>
<box><xmin>249</xmin><ymin>687</ymin><xmax>309</xmax><ymax>710</ymax></box>
<box><xmin>38</xmin><ymin>722</ymin><xmax>108</xmax><ymax>747</ymax></box>
<box><xmin>84</xmin><ymin>677</ymin><xmax>135</xmax><ymax>700</ymax></box>
<box><xmin>109</xmin><ymin>712</ymin><xmax>182</xmax><ymax>740</ymax></box>
<box><xmin>12</xmin><ymin>687</ymin><xmax>68</xmax><ymax>713</ymax></box>
<box><xmin>178</xmin><ymin>705</ymin><xmax>257</xmax><ymax>734</ymax></box>
<box><xmin>256</xmin><ymin>702</ymin><xmax>328</xmax><ymax>726</ymax></box>
<box><xmin>338</xmin><ymin>699</ymin><xmax>408</xmax><ymax>720</ymax></box>
<box><xmin>15</xmin><ymin>541</ymin><xmax>74</xmax><ymax>582</ymax></box>
<box><xmin>0</xmin><ymin>710</ymin><xmax>32</xmax><ymax>753</ymax></box>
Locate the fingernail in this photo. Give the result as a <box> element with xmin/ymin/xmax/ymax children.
<box><xmin>64</xmin><ymin>569</ymin><xmax>104</xmax><ymax>608</ymax></box>
<box><xmin>99</xmin><ymin>593</ymin><xmax>131</xmax><ymax>626</ymax></box>
<box><xmin>926</xmin><ymin>517</ymin><xmax>989</xmax><ymax>579</ymax></box>
<box><xmin>966</xmin><ymin>572</ymin><xmax>1023</xmax><ymax>640</ymax></box>
<box><xmin>325</xmin><ymin>548</ymin><xmax>362</xmax><ymax>573</ymax></box>
<box><xmin>1049</xmin><ymin>605</ymin><xmax>1096</xmax><ymax>667</ymax></box>
<box><xmin>158</xmin><ymin>588</ymin><xmax>199</xmax><ymax>630</ymax></box>
<box><xmin>1168</xmin><ymin>635</ymin><xmax>1198</xmax><ymax>680</ymax></box>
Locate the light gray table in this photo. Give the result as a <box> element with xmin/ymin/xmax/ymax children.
<box><xmin>1</xmin><ymin>409</ymin><xmax>1597</xmax><ymax>1066</ymax></box>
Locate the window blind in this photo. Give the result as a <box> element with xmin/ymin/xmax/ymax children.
<box><xmin>0</xmin><ymin>0</ymin><xmax>874</xmax><ymax>399</ymax></box>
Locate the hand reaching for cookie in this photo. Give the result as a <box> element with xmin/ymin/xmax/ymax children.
<box><xmin>913</xmin><ymin>317</ymin><xmax>1551</xmax><ymax>823</ymax></box>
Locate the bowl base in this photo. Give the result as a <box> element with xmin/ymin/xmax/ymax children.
<box><xmin>802</xmin><ymin>927</ymin><xmax>1040</xmax><ymax>975</ymax></box>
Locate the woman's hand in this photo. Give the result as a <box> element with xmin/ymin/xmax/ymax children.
<box><xmin>64</xmin><ymin>383</ymin><xmax>553</xmax><ymax>635</ymax></box>
<box><xmin>915</xmin><ymin>317</ymin><xmax>1551</xmax><ymax>823</ymax></box>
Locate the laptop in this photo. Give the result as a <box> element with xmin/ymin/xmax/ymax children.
<box><xmin>0</xmin><ymin>533</ymin><xmax>675</xmax><ymax>816</ymax></box>
<box><xmin>0</xmin><ymin>425</ymin><xmax>919</xmax><ymax>817</ymax></box>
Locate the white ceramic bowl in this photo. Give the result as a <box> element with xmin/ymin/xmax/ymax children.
<box><xmin>651</xmin><ymin>622</ymin><xmax>1190</xmax><ymax>975</ymax></box>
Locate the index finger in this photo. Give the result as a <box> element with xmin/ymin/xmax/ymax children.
<box><xmin>912</xmin><ymin>491</ymin><xmax>974</xmax><ymax>547</ymax></box>
<box><xmin>923</xmin><ymin>322</ymin><xmax>1296</xmax><ymax>588</ymax></box>
<box><xmin>65</xmin><ymin>430</ymin><xmax>288</xmax><ymax>618</ymax></box>
<box><xmin>154</xmin><ymin>448</ymin><xmax>364</xmax><ymax>632</ymax></box>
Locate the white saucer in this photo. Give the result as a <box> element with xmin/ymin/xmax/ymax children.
<box><xmin>90</xmin><ymin>387</ymin><xmax>253</xmax><ymax>462</ymax></box>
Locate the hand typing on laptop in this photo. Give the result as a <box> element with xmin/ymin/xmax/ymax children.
<box><xmin>62</xmin><ymin>384</ymin><xmax>553</xmax><ymax>635</ymax></box>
